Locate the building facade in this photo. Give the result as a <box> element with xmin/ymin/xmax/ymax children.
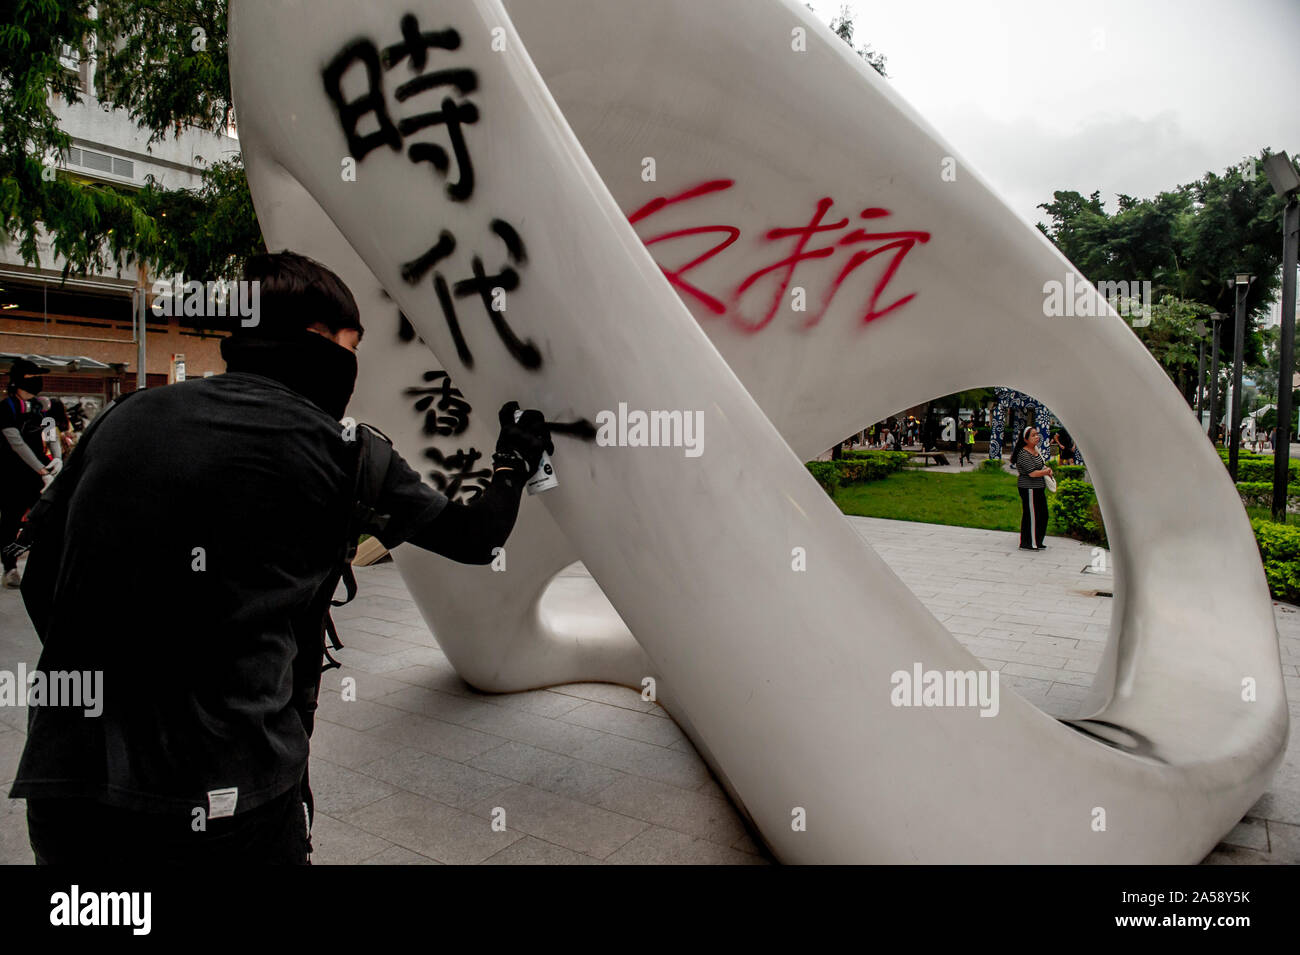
<box><xmin>0</xmin><ymin>37</ymin><xmax>241</xmax><ymax>421</ymax></box>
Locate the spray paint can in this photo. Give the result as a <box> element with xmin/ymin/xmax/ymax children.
<box><xmin>515</xmin><ymin>409</ymin><xmax>559</xmax><ymax>494</ymax></box>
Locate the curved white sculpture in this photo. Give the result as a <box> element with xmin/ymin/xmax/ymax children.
<box><xmin>228</xmin><ymin>0</ymin><xmax>1288</xmax><ymax>863</ymax></box>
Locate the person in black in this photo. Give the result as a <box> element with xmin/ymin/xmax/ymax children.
<box><xmin>0</xmin><ymin>359</ymin><xmax>56</xmax><ymax>587</ymax></box>
<box><xmin>1013</xmin><ymin>425</ymin><xmax>1053</xmax><ymax>551</ymax></box>
<box><xmin>1051</xmin><ymin>428</ymin><xmax>1079</xmax><ymax>466</ymax></box>
<box><xmin>9</xmin><ymin>251</ymin><xmax>555</xmax><ymax>864</ymax></box>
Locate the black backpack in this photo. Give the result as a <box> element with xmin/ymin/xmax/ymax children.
<box><xmin>3</xmin><ymin>395</ymin><xmax>51</xmax><ymax>466</ymax></box>
<box><xmin>319</xmin><ymin>422</ymin><xmax>396</xmax><ymax>671</ymax></box>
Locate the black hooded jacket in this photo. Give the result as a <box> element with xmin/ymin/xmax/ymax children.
<box><xmin>9</xmin><ymin>337</ymin><xmax>525</xmax><ymax>815</ymax></box>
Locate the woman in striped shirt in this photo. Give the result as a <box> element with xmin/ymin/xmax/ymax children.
<box><xmin>1012</xmin><ymin>425</ymin><xmax>1053</xmax><ymax>551</ymax></box>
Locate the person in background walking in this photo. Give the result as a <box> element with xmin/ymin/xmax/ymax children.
<box><xmin>0</xmin><ymin>360</ymin><xmax>56</xmax><ymax>587</ymax></box>
<box><xmin>1050</xmin><ymin>428</ymin><xmax>1079</xmax><ymax>466</ymax></box>
<box><xmin>959</xmin><ymin>422</ymin><xmax>974</xmax><ymax>465</ymax></box>
<box><xmin>1012</xmin><ymin>425</ymin><xmax>1052</xmax><ymax>551</ymax></box>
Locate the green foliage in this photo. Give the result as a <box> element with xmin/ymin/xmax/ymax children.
<box><xmin>0</xmin><ymin>0</ymin><xmax>99</xmax><ymax>267</ymax></box>
<box><xmin>0</xmin><ymin>0</ymin><xmax>259</xmax><ymax>280</ymax></box>
<box><xmin>1036</xmin><ymin>153</ymin><xmax>1298</xmax><ymax>400</ymax></box>
<box><xmin>979</xmin><ymin>458</ymin><xmax>1006</xmax><ymax>473</ymax></box>
<box><xmin>1219</xmin><ymin>449</ymin><xmax>1299</xmax><ymax>482</ymax></box>
<box><xmin>1250</xmin><ymin>518</ymin><xmax>1300</xmax><ymax>602</ymax></box>
<box><xmin>807</xmin><ymin>452</ymin><xmax>909</xmax><ymax>496</ymax></box>
<box><xmin>93</xmin><ymin>0</ymin><xmax>232</xmax><ymax>145</ymax></box>
<box><xmin>1048</xmin><ymin>479</ymin><xmax>1107</xmax><ymax>545</ymax></box>
<box><xmin>1054</xmin><ymin>464</ymin><xmax>1086</xmax><ymax>482</ymax></box>
<box><xmin>1235</xmin><ymin>481</ymin><xmax>1300</xmax><ymax>509</ymax></box>
<box><xmin>826</xmin><ymin>4</ymin><xmax>888</xmax><ymax>77</ymax></box>
<box><xmin>805</xmin><ymin>461</ymin><xmax>841</xmax><ymax>495</ymax></box>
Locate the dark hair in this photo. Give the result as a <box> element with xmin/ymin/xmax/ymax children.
<box><xmin>239</xmin><ymin>250</ymin><xmax>362</xmax><ymax>339</ymax></box>
<box><xmin>1011</xmin><ymin>424</ymin><xmax>1037</xmax><ymax>460</ymax></box>
<box><xmin>1054</xmin><ymin>428</ymin><xmax>1073</xmax><ymax>450</ymax></box>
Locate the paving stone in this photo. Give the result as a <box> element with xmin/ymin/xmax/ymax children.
<box><xmin>308</xmin><ymin>722</ymin><xmax>403</xmax><ymax>771</ymax></box>
<box><xmin>459</xmin><ymin>705</ymin><xmax>607</xmax><ymax>756</ymax></box>
<box><xmin>549</xmin><ymin>682</ymin><xmax>659</xmax><ymax>713</ymax></box>
<box><xmin>1221</xmin><ymin>816</ymin><xmax>1269</xmax><ymax>851</ymax></box>
<box><xmin>476</xmin><ymin>688</ymin><xmax>590</xmax><ymax>719</ymax></box>
<box><xmin>360</xmin><ymin>844</ymin><xmax>441</xmax><ymax>864</ymax></box>
<box><xmin>344</xmin><ymin>791</ymin><xmax>520</xmax><ymax>864</ymax></box>
<box><xmin>604</xmin><ymin>826</ymin><xmax>768</xmax><ymax>865</ymax></box>
<box><xmin>464</xmin><ymin>783</ymin><xmax>648</xmax><ymax>859</ymax></box>
<box><xmin>366</xmin><ymin>711</ymin><xmax>506</xmax><ymax>762</ymax></box>
<box><xmin>570</xmin><ymin>734</ymin><xmax>712</xmax><ymax>791</ymax></box>
<box><xmin>308</xmin><ymin>757</ymin><xmax>398</xmax><ymax>816</ymax></box>
<box><xmin>560</xmin><ymin>700</ymin><xmax>685</xmax><ymax>747</ymax></box>
<box><xmin>0</xmin><ymin>727</ymin><xmax>25</xmax><ymax>782</ymax></box>
<box><xmin>309</xmin><ymin>811</ymin><xmax>394</xmax><ymax>865</ymax></box>
<box><xmin>0</xmin><ymin>808</ymin><xmax>32</xmax><ymax>865</ymax></box>
<box><xmin>480</xmin><ymin>835</ymin><xmax>604</xmax><ymax>865</ymax></box>
<box><xmin>467</xmin><ymin>740</ymin><xmax>625</xmax><ymax>802</ymax></box>
<box><xmin>593</xmin><ymin>775</ymin><xmax>747</xmax><ymax>845</ymax></box>
<box><xmin>314</xmin><ymin>695</ymin><xmax>406</xmax><ymax>732</ymax></box>
<box><xmin>362</xmin><ymin>747</ymin><xmax>515</xmax><ymax>810</ymax></box>
<box><xmin>377</xmin><ymin>685</ymin><xmax>500</xmax><ymax>724</ymax></box>
<box><xmin>1265</xmin><ymin>820</ymin><xmax>1300</xmax><ymax>863</ymax></box>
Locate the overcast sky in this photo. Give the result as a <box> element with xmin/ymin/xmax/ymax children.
<box><xmin>807</xmin><ymin>0</ymin><xmax>1300</xmax><ymax>229</ymax></box>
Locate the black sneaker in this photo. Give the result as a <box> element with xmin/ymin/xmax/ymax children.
<box><xmin>1019</xmin><ymin>545</ymin><xmax>1038</xmax><ymax>551</ymax></box>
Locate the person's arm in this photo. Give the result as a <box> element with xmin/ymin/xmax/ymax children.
<box><xmin>404</xmin><ymin>468</ymin><xmax>525</xmax><ymax>564</ymax></box>
<box><xmin>371</xmin><ymin>402</ymin><xmax>553</xmax><ymax>565</ymax></box>
<box><xmin>2</xmin><ymin>427</ymin><xmax>47</xmax><ymax>474</ymax></box>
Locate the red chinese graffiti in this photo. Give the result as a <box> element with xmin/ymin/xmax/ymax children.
<box><xmin>627</xmin><ymin>180</ymin><xmax>931</xmax><ymax>333</ymax></box>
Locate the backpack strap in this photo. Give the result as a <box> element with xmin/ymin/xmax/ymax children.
<box><xmin>320</xmin><ymin>422</ymin><xmax>397</xmax><ymax>671</ymax></box>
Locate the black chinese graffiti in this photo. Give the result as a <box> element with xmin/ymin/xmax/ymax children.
<box><xmin>324</xmin><ymin>14</ymin><xmax>542</xmax><ymax>373</ymax></box>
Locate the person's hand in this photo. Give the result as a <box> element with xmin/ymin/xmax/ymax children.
<box><xmin>494</xmin><ymin>401</ymin><xmax>554</xmax><ymax>477</ymax></box>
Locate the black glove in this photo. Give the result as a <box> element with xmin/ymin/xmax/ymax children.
<box><xmin>494</xmin><ymin>401</ymin><xmax>554</xmax><ymax>478</ymax></box>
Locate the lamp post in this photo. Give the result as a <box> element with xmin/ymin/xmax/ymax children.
<box><xmin>1264</xmin><ymin>151</ymin><xmax>1300</xmax><ymax>520</ymax></box>
<box><xmin>1228</xmin><ymin>273</ymin><xmax>1254</xmax><ymax>480</ymax></box>
<box><xmin>1195</xmin><ymin>319</ymin><xmax>1208</xmax><ymax>423</ymax></box>
<box><xmin>1208</xmin><ymin>311</ymin><xmax>1225</xmax><ymax>445</ymax></box>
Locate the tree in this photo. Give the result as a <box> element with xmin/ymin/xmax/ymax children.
<box><xmin>811</xmin><ymin>3</ymin><xmax>888</xmax><ymax>77</ymax></box>
<box><xmin>1036</xmin><ymin>153</ymin><xmax>1298</xmax><ymax>387</ymax></box>
<box><xmin>0</xmin><ymin>0</ymin><xmax>257</xmax><ymax>282</ymax></box>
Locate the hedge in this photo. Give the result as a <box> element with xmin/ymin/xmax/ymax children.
<box><xmin>806</xmin><ymin>451</ymin><xmax>911</xmax><ymax>495</ymax></box>
<box><xmin>1250</xmin><ymin>518</ymin><xmax>1300</xmax><ymax>602</ymax></box>
<box><xmin>1236</xmin><ymin>481</ymin><xmax>1300</xmax><ymax>511</ymax></box>
<box><xmin>805</xmin><ymin>461</ymin><xmax>841</xmax><ymax>494</ymax></box>
<box><xmin>1218</xmin><ymin>449</ymin><xmax>1299</xmax><ymax>483</ymax></box>
<box><xmin>1048</xmin><ymin>479</ymin><xmax>1107</xmax><ymax>545</ymax></box>
<box><xmin>980</xmin><ymin>458</ymin><xmax>1007</xmax><ymax>473</ymax></box>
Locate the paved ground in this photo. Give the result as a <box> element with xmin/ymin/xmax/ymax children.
<box><xmin>1</xmin><ymin>516</ymin><xmax>1296</xmax><ymax>865</ymax></box>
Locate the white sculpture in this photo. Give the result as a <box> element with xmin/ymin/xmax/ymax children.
<box><xmin>228</xmin><ymin>0</ymin><xmax>1287</xmax><ymax>863</ymax></box>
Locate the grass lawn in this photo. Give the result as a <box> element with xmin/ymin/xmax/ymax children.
<box><xmin>833</xmin><ymin>466</ymin><xmax>1062</xmax><ymax>534</ymax></box>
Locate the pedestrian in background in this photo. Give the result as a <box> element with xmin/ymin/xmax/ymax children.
<box><xmin>0</xmin><ymin>360</ymin><xmax>56</xmax><ymax>587</ymax></box>
<box><xmin>1012</xmin><ymin>425</ymin><xmax>1053</xmax><ymax>551</ymax></box>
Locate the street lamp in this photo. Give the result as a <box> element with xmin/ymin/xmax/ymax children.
<box><xmin>1264</xmin><ymin>151</ymin><xmax>1300</xmax><ymax>521</ymax></box>
<box><xmin>1207</xmin><ymin>311</ymin><xmax>1226</xmax><ymax>445</ymax></box>
<box><xmin>1228</xmin><ymin>272</ymin><xmax>1254</xmax><ymax>480</ymax></box>
<box><xmin>1194</xmin><ymin>319</ymin><xmax>1208</xmax><ymax>422</ymax></box>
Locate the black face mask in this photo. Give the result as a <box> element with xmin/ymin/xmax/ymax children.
<box><xmin>219</xmin><ymin>330</ymin><xmax>358</xmax><ymax>420</ymax></box>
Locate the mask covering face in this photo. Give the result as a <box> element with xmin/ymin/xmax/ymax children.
<box><xmin>220</xmin><ymin>329</ymin><xmax>358</xmax><ymax>420</ymax></box>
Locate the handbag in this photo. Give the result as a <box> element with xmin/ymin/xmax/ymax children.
<box><xmin>1044</xmin><ymin>474</ymin><xmax>1057</xmax><ymax>493</ymax></box>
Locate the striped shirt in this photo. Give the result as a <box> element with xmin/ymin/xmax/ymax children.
<box><xmin>1016</xmin><ymin>448</ymin><xmax>1046</xmax><ymax>489</ymax></box>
